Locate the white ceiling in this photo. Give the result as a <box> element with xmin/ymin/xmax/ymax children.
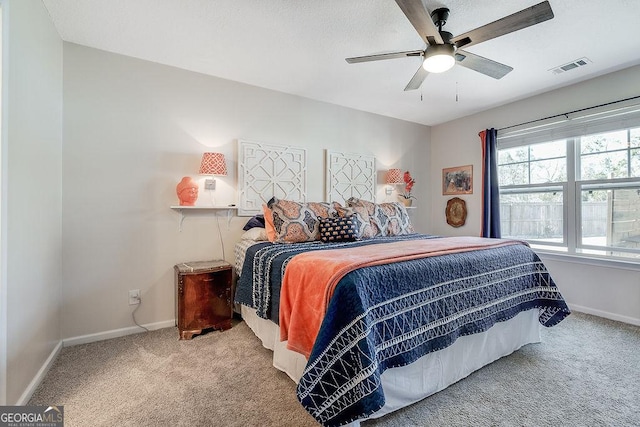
<box><xmin>42</xmin><ymin>0</ymin><xmax>640</xmax><ymax>126</ymax></box>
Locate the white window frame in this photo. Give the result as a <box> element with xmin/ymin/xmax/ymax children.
<box><xmin>497</xmin><ymin>102</ymin><xmax>640</xmax><ymax>267</ymax></box>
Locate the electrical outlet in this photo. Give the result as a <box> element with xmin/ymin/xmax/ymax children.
<box><xmin>204</xmin><ymin>179</ymin><xmax>216</xmax><ymax>190</ymax></box>
<box><xmin>129</xmin><ymin>289</ymin><xmax>141</xmax><ymax>305</ymax></box>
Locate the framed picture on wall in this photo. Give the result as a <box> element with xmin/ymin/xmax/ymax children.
<box><xmin>442</xmin><ymin>165</ymin><xmax>473</xmax><ymax>195</ymax></box>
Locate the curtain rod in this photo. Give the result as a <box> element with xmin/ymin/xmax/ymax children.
<box><xmin>497</xmin><ymin>95</ymin><xmax>640</xmax><ymax>132</ymax></box>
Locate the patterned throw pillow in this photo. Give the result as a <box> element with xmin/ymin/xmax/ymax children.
<box><xmin>375</xmin><ymin>202</ymin><xmax>414</xmax><ymax>236</ymax></box>
<box><xmin>345</xmin><ymin>198</ymin><xmax>383</xmax><ymax>236</ymax></box>
<box><xmin>318</xmin><ymin>215</ymin><xmax>360</xmax><ymax>242</ymax></box>
<box><xmin>267</xmin><ymin>197</ymin><xmax>338</xmax><ymax>243</ymax></box>
<box><xmin>333</xmin><ymin>203</ymin><xmax>375</xmax><ymax>239</ymax></box>
<box><xmin>346</xmin><ymin>198</ymin><xmax>414</xmax><ymax>236</ymax></box>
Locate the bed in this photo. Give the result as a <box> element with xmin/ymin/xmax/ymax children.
<box><xmin>233</xmin><ymin>142</ymin><xmax>569</xmax><ymax>425</ymax></box>
<box><xmin>234</xmin><ymin>228</ymin><xmax>570</xmax><ymax>426</ymax></box>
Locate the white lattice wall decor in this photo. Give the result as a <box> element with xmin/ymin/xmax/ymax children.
<box><xmin>238</xmin><ymin>140</ymin><xmax>307</xmax><ymax>216</ymax></box>
<box><xmin>325</xmin><ymin>150</ymin><xmax>376</xmax><ymax>204</ymax></box>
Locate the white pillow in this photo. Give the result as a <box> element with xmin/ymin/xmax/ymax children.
<box><xmin>241</xmin><ymin>227</ymin><xmax>268</xmax><ymax>241</ymax></box>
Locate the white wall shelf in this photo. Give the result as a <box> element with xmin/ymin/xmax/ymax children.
<box><xmin>170</xmin><ymin>206</ymin><xmax>238</xmax><ymax>231</ymax></box>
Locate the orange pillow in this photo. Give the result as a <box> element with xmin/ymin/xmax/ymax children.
<box><xmin>262</xmin><ymin>204</ymin><xmax>276</xmax><ymax>242</ymax></box>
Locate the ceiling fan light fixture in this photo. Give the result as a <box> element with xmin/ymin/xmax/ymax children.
<box><xmin>422</xmin><ymin>44</ymin><xmax>455</xmax><ymax>73</ymax></box>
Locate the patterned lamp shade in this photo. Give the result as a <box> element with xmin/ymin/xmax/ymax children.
<box><xmin>385</xmin><ymin>168</ymin><xmax>403</xmax><ymax>184</ymax></box>
<box><xmin>199</xmin><ymin>152</ymin><xmax>227</xmax><ymax>176</ymax></box>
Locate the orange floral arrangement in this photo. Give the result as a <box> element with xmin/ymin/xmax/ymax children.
<box><xmin>401</xmin><ymin>171</ymin><xmax>416</xmax><ymax>199</ymax></box>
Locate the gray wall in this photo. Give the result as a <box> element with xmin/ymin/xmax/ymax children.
<box><xmin>1</xmin><ymin>0</ymin><xmax>63</xmax><ymax>404</ymax></box>
<box><xmin>61</xmin><ymin>43</ymin><xmax>431</xmax><ymax>340</ymax></box>
<box><xmin>429</xmin><ymin>65</ymin><xmax>640</xmax><ymax>325</ymax></box>
<box><xmin>7</xmin><ymin>0</ymin><xmax>639</xmax><ymax>404</ymax></box>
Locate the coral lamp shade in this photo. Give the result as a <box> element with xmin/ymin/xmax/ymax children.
<box><xmin>199</xmin><ymin>152</ymin><xmax>227</xmax><ymax>176</ymax></box>
<box><xmin>385</xmin><ymin>168</ymin><xmax>404</xmax><ymax>184</ymax></box>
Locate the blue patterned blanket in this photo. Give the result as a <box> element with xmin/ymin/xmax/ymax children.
<box><xmin>234</xmin><ymin>234</ymin><xmax>570</xmax><ymax>426</ymax></box>
<box><xmin>235</xmin><ymin>234</ymin><xmax>433</xmax><ymax>323</ymax></box>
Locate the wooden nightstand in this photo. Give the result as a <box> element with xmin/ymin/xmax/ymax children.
<box><xmin>174</xmin><ymin>260</ymin><xmax>233</xmax><ymax>340</ymax></box>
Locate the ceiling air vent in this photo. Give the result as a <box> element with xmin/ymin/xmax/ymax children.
<box><xmin>549</xmin><ymin>57</ymin><xmax>591</xmax><ymax>75</ymax></box>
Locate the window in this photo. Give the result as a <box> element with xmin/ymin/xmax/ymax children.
<box><xmin>498</xmin><ymin>124</ymin><xmax>640</xmax><ymax>261</ymax></box>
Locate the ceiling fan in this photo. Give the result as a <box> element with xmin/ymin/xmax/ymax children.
<box><xmin>346</xmin><ymin>0</ymin><xmax>554</xmax><ymax>91</ymax></box>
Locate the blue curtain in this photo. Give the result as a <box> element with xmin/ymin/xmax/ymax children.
<box><xmin>479</xmin><ymin>128</ymin><xmax>501</xmax><ymax>238</ymax></box>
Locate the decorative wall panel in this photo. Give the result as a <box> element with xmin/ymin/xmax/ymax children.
<box><xmin>238</xmin><ymin>140</ymin><xmax>307</xmax><ymax>216</ymax></box>
<box><xmin>325</xmin><ymin>150</ymin><xmax>376</xmax><ymax>204</ymax></box>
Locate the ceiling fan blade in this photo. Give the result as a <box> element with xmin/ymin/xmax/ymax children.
<box><xmin>452</xmin><ymin>1</ymin><xmax>554</xmax><ymax>49</ymax></box>
<box><xmin>395</xmin><ymin>0</ymin><xmax>443</xmax><ymax>45</ymax></box>
<box><xmin>346</xmin><ymin>50</ymin><xmax>423</xmax><ymax>64</ymax></box>
<box><xmin>404</xmin><ymin>65</ymin><xmax>429</xmax><ymax>91</ymax></box>
<box><xmin>455</xmin><ymin>50</ymin><xmax>513</xmax><ymax>79</ymax></box>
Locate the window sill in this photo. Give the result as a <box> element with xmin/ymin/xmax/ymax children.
<box><xmin>534</xmin><ymin>249</ymin><xmax>640</xmax><ymax>272</ymax></box>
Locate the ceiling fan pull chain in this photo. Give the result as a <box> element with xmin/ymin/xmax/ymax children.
<box><xmin>456</xmin><ymin>81</ymin><xmax>459</xmax><ymax>102</ymax></box>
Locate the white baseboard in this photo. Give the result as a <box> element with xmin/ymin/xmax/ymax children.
<box><xmin>63</xmin><ymin>319</ymin><xmax>176</xmax><ymax>347</ymax></box>
<box><xmin>17</xmin><ymin>340</ymin><xmax>63</xmax><ymax>405</ymax></box>
<box><xmin>18</xmin><ymin>320</ymin><xmax>175</xmax><ymax>405</ymax></box>
<box><xmin>569</xmin><ymin>304</ymin><xmax>640</xmax><ymax>327</ymax></box>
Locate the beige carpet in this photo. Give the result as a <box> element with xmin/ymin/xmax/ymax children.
<box><xmin>29</xmin><ymin>312</ymin><xmax>640</xmax><ymax>426</ymax></box>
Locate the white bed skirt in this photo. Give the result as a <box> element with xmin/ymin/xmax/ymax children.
<box><xmin>241</xmin><ymin>306</ymin><xmax>541</xmax><ymax>424</ymax></box>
